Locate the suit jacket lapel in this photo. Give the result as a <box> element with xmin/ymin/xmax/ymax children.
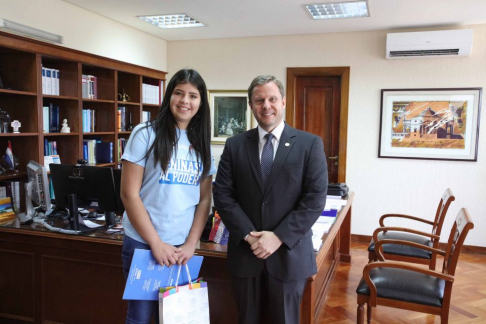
<box><xmin>245</xmin><ymin>128</ymin><xmax>265</xmax><ymax>194</ymax></box>
<box><xmin>264</xmin><ymin>124</ymin><xmax>296</xmax><ymax>196</ymax></box>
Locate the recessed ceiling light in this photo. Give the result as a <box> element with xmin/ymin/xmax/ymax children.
<box><xmin>304</xmin><ymin>1</ymin><xmax>369</xmax><ymax>20</ymax></box>
<box><xmin>138</xmin><ymin>13</ymin><xmax>206</xmax><ymax>29</ymax></box>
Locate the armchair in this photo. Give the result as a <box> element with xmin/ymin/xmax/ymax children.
<box><xmin>357</xmin><ymin>208</ymin><xmax>474</xmax><ymax>324</ymax></box>
<box><xmin>368</xmin><ymin>188</ymin><xmax>455</xmax><ymax>270</ymax></box>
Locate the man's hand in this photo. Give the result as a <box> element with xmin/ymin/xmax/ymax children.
<box><xmin>151</xmin><ymin>240</ymin><xmax>181</xmax><ymax>267</ymax></box>
<box><xmin>246</xmin><ymin>234</ymin><xmax>259</xmax><ymax>246</ymax></box>
<box><xmin>249</xmin><ymin>231</ymin><xmax>283</xmax><ymax>259</ymax></box>
<box><xmin>176</xmin><ymin>242</ymin><xmax>197</xmax><ymax>265</ymax></box>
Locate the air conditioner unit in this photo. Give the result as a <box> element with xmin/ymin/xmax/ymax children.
<box><xmin>386</xmin><ymin>29</ymin><xmax>473</xmax><ymax>59</ymax></box>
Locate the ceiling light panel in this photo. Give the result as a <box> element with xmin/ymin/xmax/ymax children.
<box><xmin>138</xmin><ymin>14</ymin><xmax>206</xmax><ymax>29</ymax></box>
<box><xmin>305</xmin><ymin>1</ymin><xmax>369</xmax><ymax>20</ymax></box>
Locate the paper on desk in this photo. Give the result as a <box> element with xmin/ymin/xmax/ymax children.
<box><xmin>312</xmin><ymin>236</ymin><xmax>323</xmax><ymax>251</ymax></box>
<box><xmin>77</xmin><ymin>214</ymin><xmax>103</xmax><ymax>228</ymax></box>
<box><xmin>324</xmin><ymin>199</ymin><xmax>347</xmax><ymax>210</ymax></box>
<box><xmin>312</xmin><ymin>222</ymin><xmax>333</xmax><ymax>233</ymax></box>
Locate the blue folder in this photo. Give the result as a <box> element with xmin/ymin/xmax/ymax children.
<box><xmin>123</xmin><ymin>249</ymin><xmax>204</xmax><ymax>300</ymax></box>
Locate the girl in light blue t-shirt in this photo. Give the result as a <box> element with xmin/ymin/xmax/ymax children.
<box><xmin>121</xmin><ymin>69</ymin><xmax>215</xmax><ymax>324</ymax></box>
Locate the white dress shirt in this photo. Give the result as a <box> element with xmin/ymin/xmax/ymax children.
<box><xmin>257</xmin><ymin>121</ymin><xmax>285</xmax><ymax>162</ymax></box>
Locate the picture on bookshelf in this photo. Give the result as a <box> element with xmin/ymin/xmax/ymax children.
<box><xmin>0</xmin><ymin>75</ymin><xmax>4</xmax><ymax>89</ymax></box>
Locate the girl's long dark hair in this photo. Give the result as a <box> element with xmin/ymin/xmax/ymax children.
<box><xmin>136</xmin><ymin>69</ymin><xmax>212</xmax><ymax>180</ymax></box>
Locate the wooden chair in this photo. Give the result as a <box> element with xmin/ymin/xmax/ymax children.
<box><xmin>368</xmin><ymin>188</ymin><xmax>455</xmax><ymax>270</ymax></box>
<box><xmin>356</xmin><ymin>208</ymin><xmax>474</xmax><ymax>324</ymax></box>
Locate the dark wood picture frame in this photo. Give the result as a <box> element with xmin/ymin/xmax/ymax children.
<box><xmin>378</xmin><ymin>88</ymin><xmax>482</xmax><ymax>161</ymax></box>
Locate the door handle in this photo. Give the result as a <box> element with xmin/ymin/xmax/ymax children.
<box><xmin>328</xmin><ymin>155</ymin><xmax>338</xmax><ymax>165</ymax></box>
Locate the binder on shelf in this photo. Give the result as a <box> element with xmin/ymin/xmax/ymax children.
<box><xmin>45</xmin><ymin>69</ymin><xmax>52</xmax><ymax>95</ymax></box>
<box><xmin>95</xmin><ymin>142</ymin><xmax>114</xmax><ymax>163</ymax></box>
<box><xmin>49</xmin><ymin>103</ymin><xmax>59</xmax><ymax>133</ymax></box>
<box><xmin>43</xmin><ymin>106</ymin><xmax>49</xmax><ymax>133</ymax></box>
<box><xmin>42</xmin><ymin>67</ymin><xmax>46</xmax><ymax>94</ymax></box>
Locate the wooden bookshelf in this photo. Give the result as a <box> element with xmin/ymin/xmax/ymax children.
<box><xmin>0</xmin><ymin>31</ymin><xmax>166</xmax><ymax>170</ymax></box>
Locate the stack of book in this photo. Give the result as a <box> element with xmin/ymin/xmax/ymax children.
<box><xmin>82</xmin><ymin>108</ymin><xmax>96</xmax><ymax>132</ymax></box>
<box><xmin>142</xmin><ymin>110</ymin><xmax>152</xmax><ymax>123</ymax></box>
<box><xmin>82</xmin><ymin>139</ymin><xmax>114</xmax><ymax>164</ymax></box>
<box><xmin>142</xmin><ymin>83</ymin><xmax>160</xmax><ymax>104</ymax></box>
<box><xmin>118</xmin><ymin>106</ymin><xmax>126</xmax><ymax>131</ymax></box>
<box><xmin>43</xmin><ymin>104</ymin><xmax>60</xmax><ymax>133</ymax></box>
<box><xmin>118</xmin><ymin>138</ymin><xmax>127</xmax><ymax>161</ymax></box>
<box><xmin>82</xmin><ymin>74</ymin><xmax>97</xmax><ymax>99</ymax></box>
<box><xmin>42</xmin><ymin>67</ymin><xmax>60</xmax><ymax>95</ymax></box>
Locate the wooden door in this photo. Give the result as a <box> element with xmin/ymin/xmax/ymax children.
<box><xmin>286</xmin><ymin>67</ymin><xmax>349</xmax><ymax>183</ymax></box>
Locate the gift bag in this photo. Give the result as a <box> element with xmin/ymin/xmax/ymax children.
<box><xmin>159</xmin><ymin>264</ymin><xmax>209</xmax><ymax>324</ymax></box>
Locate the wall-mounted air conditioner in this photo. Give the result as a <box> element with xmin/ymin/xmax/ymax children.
<box><xmin>386</xmin><ymin>29</ymin><xmax>473</xmax><ymax>59</ymax></box>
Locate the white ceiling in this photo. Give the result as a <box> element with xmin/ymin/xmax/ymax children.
<box><xmin>62</xmin><ymin>0</ymin><xmax>486</xmax><ymax>41</ymax></box>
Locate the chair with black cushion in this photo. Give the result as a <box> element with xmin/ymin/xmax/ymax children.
<box><xmin>356</xmin><ymin>208</ymin><xmax>474</xmax><ymax>324</ymax></box>
<box><xmin>368</xmin><ymin>188</ymin><xmax>455</xmax><ymax>270</ymax></box>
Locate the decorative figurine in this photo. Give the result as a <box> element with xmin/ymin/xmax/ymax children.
<box><xmin>0</xmin><ymin>141</ymin><xmax>19</xmax><ymax>172</ymax></box>
<box><xmin>0</xmin><ymin>109</ymin><xmax>10</xmax><ymax>133</ymax></box>
<box><xmin>118</xmin><ymin>88</ymin><xmax>131</xmax><ymax>102</ymax></box>
<box><xmin>11</xmin><ymin>120</ymin><xmax>21</xmax><ymax>133</ymax></box>
<box><xmin>60</xmin><ymin>119</ymin><xmax>71</xmax><ymax>133</ymax></box>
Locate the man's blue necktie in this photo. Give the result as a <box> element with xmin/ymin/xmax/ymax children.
<box><xmin>261</xmin><ymin>133</ymin><xmax>274</xmax><ymax>190</ymax></box>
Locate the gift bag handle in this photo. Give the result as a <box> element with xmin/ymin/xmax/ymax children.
<box><xmin>174</xmin><ymin>264</ymin><xmax>193</xmax><ymax>290</ymax></box>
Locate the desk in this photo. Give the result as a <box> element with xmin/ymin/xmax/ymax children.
<box><xmin>0</xmin><ymin>193</ymin><xmax>353</xmax><ymax>324</ymax></box>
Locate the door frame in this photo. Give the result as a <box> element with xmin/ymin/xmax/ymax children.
<box><xmin>286</xmin><ymin>67</ymin><xmax>350</xmax><ymax>182</ymax></box>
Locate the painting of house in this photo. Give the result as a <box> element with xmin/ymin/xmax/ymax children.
<box><xmin>391</xmin><ymin>100</ymin><xmax>467</xmax><ymax>149</ymax></box>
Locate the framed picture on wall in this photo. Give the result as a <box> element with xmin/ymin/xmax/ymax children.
<box><xmin>209</xmin><ymin>90</ymin><xmax>252</xmax><ymax>144</ymax></box>
<box><xmin>379</xmin><ymin>88</ymin><xmax>482</xmax><ymax>161</ymax></box>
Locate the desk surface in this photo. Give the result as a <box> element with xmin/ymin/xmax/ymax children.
<box><xmin>0</xmin><ymin>215</ymin><xmax>228</xmax><ymax>256</ymax></box>
<box><xmin>0</xmin><ymin>193</ymin><xmax>353</xmax><ymax>258</ymax></box>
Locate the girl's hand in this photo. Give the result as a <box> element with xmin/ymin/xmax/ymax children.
<box><xmin>176</xmin><ymin>242</ymin><xmax>197</xmax><ymax>265</ymax></box>
<box><xmin>151</xmin><ymin>241</ymin><xmax>181</xmax><ymax>267</ymax></box>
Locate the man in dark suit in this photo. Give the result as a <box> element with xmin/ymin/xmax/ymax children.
<box><xmin>214</xmin><ymin>75</ymin><xmax>328</xmax><ymax>324</ymax></box>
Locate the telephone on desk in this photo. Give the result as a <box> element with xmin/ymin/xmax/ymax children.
<box><xmin>327</xmin><ymin>183</ymin><xmax>349</xmax><ymax>197</ymax></box>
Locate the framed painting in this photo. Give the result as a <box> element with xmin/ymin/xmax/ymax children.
<box><xmin>209</xmin><ymin>90</ymin><xmax>252</xmax><ymax>144</ymax></box>
<box><xmin>379</xmin><ymin>88</ymin><xmax>482</xmax><ymax>161</ymax></box>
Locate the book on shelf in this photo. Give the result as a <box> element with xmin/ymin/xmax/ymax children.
<box><xmin>142</xmin><ymin>83</ymin><xmax>160</xmax><ymax>104</ymax></box>
<box><xmin>44</xmin><ymin>139</ymin><xmax>58</xmax><ymax>156</ymax></box>
<box><xmin>82</xmin><ymin>74</ymin><xmax>97</xmax><ymax>99</ymax></box>
<box><xmin>82</xmin><ymin>139</ymin><xmax>97</xmax><ymax>164</ymax></box>
<box><xmin>82</xmin><ymin>108</ymin><xmax>96</xmax><ymax>132</ymax></box>
<box><xmin>49</xmin><ymin>103</ymin><xmax>60</xmax><ymax>133</ymax></box>
<box><xmin>142</xmin><ymin>111</ymin><xmax>152</xmax><ymax>123</ymax></box>
<box><xmin>43</xmin><ymin>106</ymin><xmax>49</xmax><ymax>133</ymax></box>
<box><xmin>42</xmin><ymin>67</ymin><xmax>60</xmax><ymax>95</ymax></box>
<box><xmin>95</xmin><ymin>142</ymin><xmax>114</xmax><ymax>163</ymax></box>
<box><xmin>42</xmin><ymin>68</ymin><xmax>46</xmax><ymax>94</ymax></box>
<box><xmin>118</xmin><ymin>106</ymin><xmax>126</xmax><ymax>131</ymax></box>
<box><xmin>44</xmin><ymin>155</ymin><xmax>61</xmax><ymax>171</ymax></box>
<box><xmin>118</xmin><ymin>138</ymin><xmax>127</xmax><ymax>161</ymax></box>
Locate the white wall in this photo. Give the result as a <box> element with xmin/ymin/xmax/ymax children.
<box><xmin>1</xmin><ymin>0</ymin><xmax>167</xmax><ymax>71</ymax></box>
<box><xmin>168</xmin><ymin>25</ymin><xmax>486</xmax><ymax>247</ymax></box>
